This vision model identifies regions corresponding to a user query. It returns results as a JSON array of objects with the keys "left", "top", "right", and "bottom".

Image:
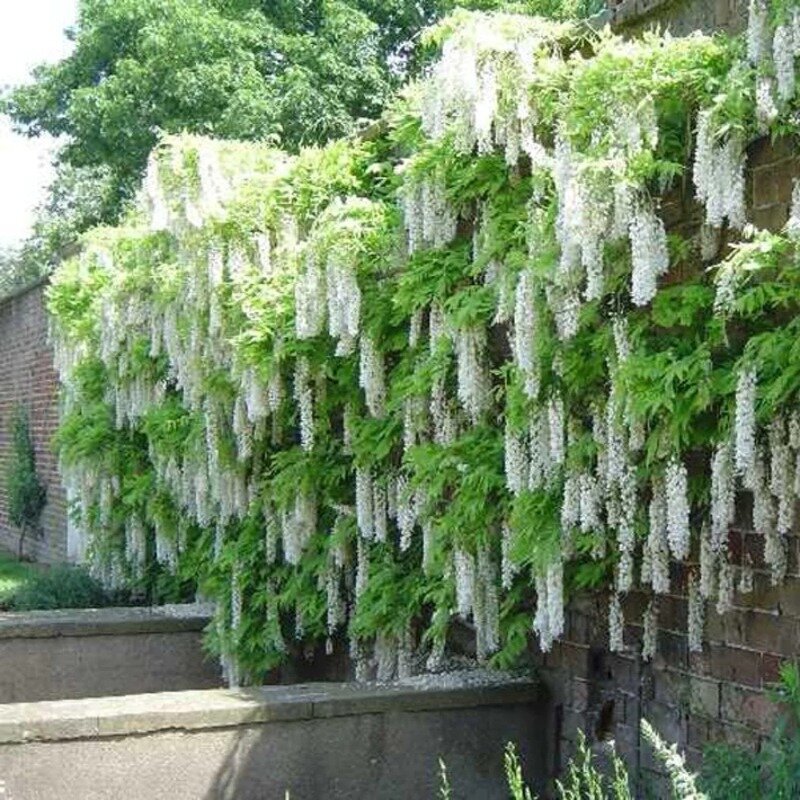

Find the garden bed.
[{"left": 0, "top": 549, "right": 139, "bottom": 611}]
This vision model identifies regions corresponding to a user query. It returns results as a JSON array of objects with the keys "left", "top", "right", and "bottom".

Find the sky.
[{"left": 0, "top": 1, "right": 79, "bottom": 249}]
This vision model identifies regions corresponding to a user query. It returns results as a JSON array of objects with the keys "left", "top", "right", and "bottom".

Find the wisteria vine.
[{"left": 48, "top": 3, "right": 800, "bottom": 682}]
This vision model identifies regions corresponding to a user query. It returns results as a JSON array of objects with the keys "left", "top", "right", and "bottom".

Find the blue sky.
[{"left": 0, "top": 1, "right": 78, "bottom": 248}]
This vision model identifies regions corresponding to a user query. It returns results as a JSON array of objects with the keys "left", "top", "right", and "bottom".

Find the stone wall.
[
  {"left": 0, "top": 677, "right": 546, "bottom": 800},
  {"left": 0, "top": 280, "right": 68, "bottom": 564},
  {"left": 531, "top": 138, "right": 800, "bottom": 796}
]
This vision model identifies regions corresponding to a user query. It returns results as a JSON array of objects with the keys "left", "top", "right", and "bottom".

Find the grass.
[{"left": 0, "top": 549, "right": 39, "bottom": 608}]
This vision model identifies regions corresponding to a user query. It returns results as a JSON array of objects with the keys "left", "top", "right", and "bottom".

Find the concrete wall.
[
  {"left": 0, "top": 604, "right": 221, "bottom": 703},
  {"left": 0, "top": 677, "right": 545, "bottom": 800},
  {"left": 0, "top": 280, "right": 67, "bottom": 564}
]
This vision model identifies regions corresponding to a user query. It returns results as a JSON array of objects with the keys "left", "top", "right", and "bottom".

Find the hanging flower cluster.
[
  {"left": 748, "top": 0, "right": 800, "bottom": 117},
  {"left": 693, "top": 109, "right": 746, "bottom": 231},
  {"left": 399, "top": 169, "right": 458, "bottom": 254},
  {"left": 419, "top": 11, "right": 568, "bottom": 165}
]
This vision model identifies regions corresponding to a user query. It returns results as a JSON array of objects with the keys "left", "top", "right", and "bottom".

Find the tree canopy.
[{"left": 7, "top": 0, "right": 390, "bottom": 212}]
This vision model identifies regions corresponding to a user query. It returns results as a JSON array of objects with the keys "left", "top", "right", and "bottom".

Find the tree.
[
  {"left": 0, "top": 0, "right": 604, "bottom": 276},
  {"left": 6, "top": 406, "right": 47, "bottom": 560},
  {"left": 0, "top": 248, "right": 35, "bottom": 299}
]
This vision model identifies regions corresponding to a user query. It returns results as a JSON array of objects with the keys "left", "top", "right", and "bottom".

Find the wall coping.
[
  {"left": 0, "top": 672, "right": 540, "bottom": 744},
  {"left": 587, "top": 1, "right": 687, "bottom": 31},
  {"left": 0, "top": 603, "right": 214, "bottom": 640},
  {"left": 603, "top": 0, "right": 675, "bottom": 27},
  {"left": 0, "top": 275, "right": 49, "bottom": 311}
]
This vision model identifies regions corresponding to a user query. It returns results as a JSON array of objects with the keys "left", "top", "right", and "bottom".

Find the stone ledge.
[
  {"left": 0, "top": 603, "right": 214, "bottom": 640},
  {"left": 0, "top": 674, "right": 541, "bottom": 744}
]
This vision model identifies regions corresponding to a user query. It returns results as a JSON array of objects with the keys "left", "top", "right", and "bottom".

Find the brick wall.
[
  {"left": 0, "top": 280, "right": 67, "bottom": 564},
  {"left": 532, "top": 134, "right": 800, "bottom": 794},
  {"left": 537, "top": 551, "right": 800, "bottom": 793}
]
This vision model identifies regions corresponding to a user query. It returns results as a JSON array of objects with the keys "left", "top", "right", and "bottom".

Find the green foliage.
[
  {"left": 500, "top": 725, "right": 697, "bottom": 800},
  {"left": 641, "top": 719, "right": 706, "bottom": 799},
  {"left": 556, "top": 732, "right": 633, "bottom": 800},
  {"left": 0, "top": 551, "right": 40, "bottom": 608},
  {"left": 443, "top": 714, "right": 800, "bottom": 800},
  {"left": 3, "top": 164, "right": 119, "bottom": 290},
  {"left": 505, "top": 742, "right": 535, "bottom": 800},
  {"left": 0, "top": 555, "right": 118, "bottom": 614},
  {"left": 5, "top": 406, "right": 47, "bottom": 558},
  {"left": 0, "top": 0, "right": 608, "bottom": 292},
  {"left": 442, "top": 733, "right": 633, "bottom": 799},
  {"left": 8, "top": 565, "right": 116, "bottom": 611},
  {"left": 6, "top": 2, "right": 269, "bottom": 210},
  {"left": 700, "top": 745, "right": 762, "bottom": 800},
  {"left": 0, "top": 247, "right": 45, "bottom": 300},
  {"left": 438, "top": 758, "right": 453, "bottom": 800}
]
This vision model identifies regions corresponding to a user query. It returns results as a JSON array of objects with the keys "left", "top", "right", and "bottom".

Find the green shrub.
[
  {"left": 8, "top": 565, "right": 113, "bottom": 611},
  {"left": 441, "top": 733, "right": 633, "bottom": 799},
  {"left": 700, "top": 745, "right": 761, "bottom": 800},
  {"left": 556, "top": 733, "right": 635, "bottom": 800},
  {"left": 5, "top": 405, "right": 46, "bottom": 559},
  {"left": 0, "top": 551, "right": 39, "bottom": 607}
]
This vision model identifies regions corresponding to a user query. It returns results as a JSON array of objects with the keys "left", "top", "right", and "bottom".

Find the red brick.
[
  {"left": 689, "top": 676, "right": 721, "bottom": 718},
  {"left": 686, "top": 717, "right": 711, "bottom": 750},
  {"left": 761, "top": 653, "right": 783, "bottom": 686},
  {"left": 606, "top": 653, "right": 639, "bottom": 691},
  {"left": 691, "top": 643, "right": 762, "bottom": 687},
  {"left": 753, "top": 203, "right": 791, "bottom": 232},
  {"left": 547, "top": 641, "right": 592, "bottom": 679},
  {"left": 653, "top": 668, "right": 689, "bottom": 709},
  {"left": 653, "top": 630, "right": 688, "bottom": 671},
  {"left": 655, "top": 595, "right": 688, "bottom": 634},
  {"left": 735, "top": 572, "right": 783, "bottom": 614}
]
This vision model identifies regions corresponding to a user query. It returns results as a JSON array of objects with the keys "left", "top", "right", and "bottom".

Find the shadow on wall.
[{"left": 202, "top": 700, "right": 548, "bottom": 800}]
